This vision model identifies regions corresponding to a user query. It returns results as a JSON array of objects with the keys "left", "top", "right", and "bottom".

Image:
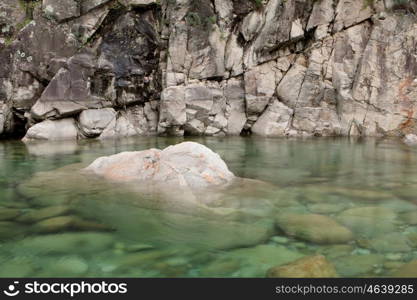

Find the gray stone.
[
  {"left": 34, "top": 215, "right": 112, "bottom": 233},
  {"left": 81, "top": 0, "right": 112, "bottom": 14}
]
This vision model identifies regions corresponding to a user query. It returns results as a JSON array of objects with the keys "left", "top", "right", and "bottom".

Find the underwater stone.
[
  {"left": 276, "top": 213, "right": 354, "bottom": 244},
  {"left": 391, "top": 260, "right": 417, "bottom": 277},
  {"left": 267, "top": 255, "right": 338, "bottom": 278}
]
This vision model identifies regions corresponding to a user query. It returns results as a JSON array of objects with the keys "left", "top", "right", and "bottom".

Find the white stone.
[{"left": 84, "top": 142, "right": 235, "bottom": 189}]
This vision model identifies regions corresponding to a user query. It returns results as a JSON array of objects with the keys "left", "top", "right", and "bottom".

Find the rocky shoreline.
[{"left": 0, "top": 1, "right": 416, "bottom": 141}]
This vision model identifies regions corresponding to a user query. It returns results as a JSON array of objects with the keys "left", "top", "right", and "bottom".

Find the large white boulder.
[
  {"left": 84, "top": 142, "right": 235, "bottom": 189},
  {"left": 403, "top": 134, "right": 417, "bottom": 145},
  {"left": 23, "top": 119, "right": 79, "bottom": 141}
]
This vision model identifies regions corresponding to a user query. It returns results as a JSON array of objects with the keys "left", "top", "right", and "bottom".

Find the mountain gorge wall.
[{"left": 0, "top": 0, "right": 416, "bottom": 140}]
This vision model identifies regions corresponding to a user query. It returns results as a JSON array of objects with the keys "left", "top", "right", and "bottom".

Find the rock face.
[
  {"left": 0, "top": 1, "right": 416, "bottom": 140},
  {"left": 84, "top": 141, "right": 235, "bottom": 189},
  {"left": 267, "top": 255, "right": 338, "bottom": 278}
]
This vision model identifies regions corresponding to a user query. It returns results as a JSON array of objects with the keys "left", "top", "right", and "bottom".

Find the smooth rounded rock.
[
  {"left": 267, "top": 255, "right": 338, "bottom": 278},
  {"left": 276, "top": 213, "right": 354, "bottom": 244},
  {"left": 402, "top": 211, "right": 417, "bottom": 225},
  {"left": 337, "top": 206, "right": 398, "bottom": 238}
]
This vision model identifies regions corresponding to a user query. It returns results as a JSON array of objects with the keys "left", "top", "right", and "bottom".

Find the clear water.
[{"left": 0, "top": 137, "right": 417, "bottom": 277}]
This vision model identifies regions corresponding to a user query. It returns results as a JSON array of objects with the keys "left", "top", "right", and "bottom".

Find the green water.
[{"left": 1, "top": 137, "right": 417, "bottom": 277}]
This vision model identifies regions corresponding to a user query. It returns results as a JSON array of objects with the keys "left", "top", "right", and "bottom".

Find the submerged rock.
[
  {"left": 337, "top": 206, "right": 398, "bottom": 238},
  {"left": 34, "top": 216, "right": 113, "bottom": 233},
  {"left": 0, "top": 259, "right": 35, "bottom": 277},
  {"left": 366, "top": 233, "right": 412, "bottom": 253},
  {"left": 84, "top": 142, "right": 235, "bottom": 189},
  {"left": 318, "top": 245, "right": 355, "bottom": 260},
  {"left": 402, "top": 211, "right": 417, "bottom": 225},
  {"left": 17, "top": 205, "right": 72, "bottom": 223},
  {"left": 275, "top": 213, "right": 353, "bottom": 244},
  {"left": 0, "top": 208, "right": 22, "bottom": 221},
  {"left": 223, "top": 244, "right": 304, "bottom": 277},
  {"left": 266, "top": 255, "right": 338, "bottom": 278}
]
